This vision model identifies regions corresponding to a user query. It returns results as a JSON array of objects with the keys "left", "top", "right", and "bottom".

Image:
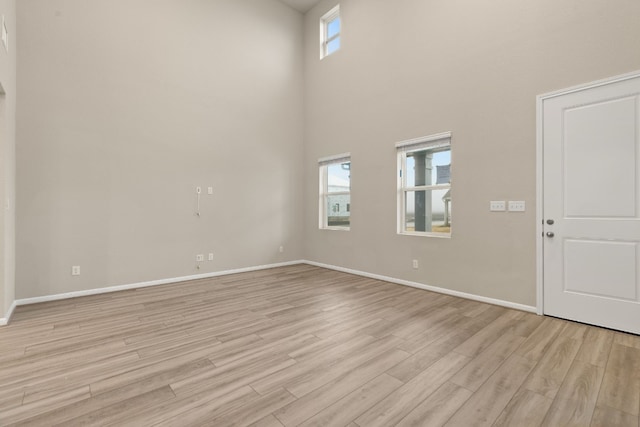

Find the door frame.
[{"left": 535, "top": 70, "right": 640, "bottom": 316}]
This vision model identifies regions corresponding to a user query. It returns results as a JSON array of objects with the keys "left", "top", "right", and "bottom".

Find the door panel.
[
  {"left": 543, "top": 74, "right": 640, "bottom": 334},
  {"left": 563, "top": 239, "right": 638, "bottom": 301},
  {"left": 563, "top": 97, "right": 638, "bottom": 218}
]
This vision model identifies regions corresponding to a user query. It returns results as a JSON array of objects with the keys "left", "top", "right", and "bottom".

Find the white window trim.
[
  {"left": 320, "top": 5, "right": 340, "bottom": 59},
  {"left": 396, "top": 132, "right": 452, "bottom": 238},
  {"left": 319, "top": 152, "right": 351, "bottom": 231}
]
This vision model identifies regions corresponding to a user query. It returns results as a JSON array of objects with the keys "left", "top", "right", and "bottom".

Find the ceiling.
[{"left": 278, "top": 0, "right": 322, "bottom": 13}]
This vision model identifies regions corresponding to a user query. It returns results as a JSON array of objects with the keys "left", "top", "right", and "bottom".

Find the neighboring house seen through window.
[
  {"left": 319, "top": 153, "right": 351, "bottom": 230},
  {"left": 397, "top": 132, "right": 452, "bottom": 237}
]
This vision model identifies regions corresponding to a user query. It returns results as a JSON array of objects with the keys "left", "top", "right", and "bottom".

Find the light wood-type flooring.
[{"left": 1, "top": 265, "right": 639, "bottom": 426}]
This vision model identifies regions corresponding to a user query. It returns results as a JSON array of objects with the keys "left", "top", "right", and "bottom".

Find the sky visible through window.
[
  {"left": 327, "top": 162, "right": 350, "bottom": 189},
  {"left": 326, "top": 16, "right": 340, "bottom": 55}
]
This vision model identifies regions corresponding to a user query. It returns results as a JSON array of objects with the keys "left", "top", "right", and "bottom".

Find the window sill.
[
  {"left": 321, "top": 227, "right": 350, "bottom": 232},
  {"left": 398, "top": 231, "right": 451, "bottom": 239}
]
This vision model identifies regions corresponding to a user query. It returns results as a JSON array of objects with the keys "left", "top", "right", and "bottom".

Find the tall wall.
[
  {"left": 14, "top": 0, "right": 640, "bottom": 308},
  {"left": 303, "top": 0, "right": 640, "bottom": 306},
  {"left": 0, "top": 0, "right": 15, "bottom": 321},
  {"left": 16, "top": 0, "right": 304, "bottom": 299}
]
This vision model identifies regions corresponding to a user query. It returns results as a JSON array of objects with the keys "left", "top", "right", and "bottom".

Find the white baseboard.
[
  {"left": 13, "top": 260, "right": 305, "bottom": 308},
  {"left": 0, "top": 300, "right": 17, "bottom": 326},
  {"left": 3, "top": 258, "right": 535, "bottom": 326},
  {"left": 302, "top": 260, "right": 537, "bottom": 313}
]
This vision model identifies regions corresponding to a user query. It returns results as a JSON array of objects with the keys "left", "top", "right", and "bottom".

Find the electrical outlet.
[
  {"left": 71, "top": 266, "right": 81, "bottom": 276},
  {"left": 508, "top": 201, "right": 526, "bottom": 212},
  {"left": 412, "top": 260, "right": 419, "bottom": 269},
  {"left": 196, "top": 254, "right": 204, "bottom": 262},
  {"left": 490, "top": 201, "right": 506, "bottom": 212},
  {"left": 208, "top": 253, "right": 214, "bottom": 261},
  {"left": 207, "top": 187, "right": 213, "bottom": 195},
  {"left": 279, "top": 246, "right": 284, "bottom": 253}
]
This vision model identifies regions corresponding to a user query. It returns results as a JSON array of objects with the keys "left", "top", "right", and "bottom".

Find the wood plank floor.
[{"left": 1, "top": 264, "right": 639, "bottom": 426}]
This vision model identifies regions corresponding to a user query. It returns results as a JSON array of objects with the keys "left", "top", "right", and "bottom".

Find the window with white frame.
[
  {"left": 319, "top": 153, "right": 351, "bottom": 230},
  {"left": 397, "top": 132, "right": 452, "bottom": 237},
  {"left": 320, "top": 5, "right": 340, "bottom": 59}
]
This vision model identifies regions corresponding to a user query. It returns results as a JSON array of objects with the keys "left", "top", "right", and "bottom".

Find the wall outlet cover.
[
  {"left": 508, "top": 201, "right": 526, "bottom": 212},
  {"left": 490, "top": 201, "right": 506, "bottom": 211}
]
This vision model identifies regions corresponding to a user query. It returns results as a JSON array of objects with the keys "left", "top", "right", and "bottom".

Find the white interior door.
[{"left": 542, "top": 73, "right": 640, "bottom": 335}]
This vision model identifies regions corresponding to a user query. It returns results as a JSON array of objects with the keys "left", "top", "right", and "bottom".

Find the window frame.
[
  {"left": 396, "top": 132, "right": 452, "bottom": 238},
  {"left": 320, "top": 5, "right": 341, "bottom": 59},
  {"left": 319, "top": 153, "right": 351, "bottom": 231}
]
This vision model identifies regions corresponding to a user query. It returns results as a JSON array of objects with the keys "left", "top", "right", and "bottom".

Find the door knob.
[
  {"left": 546, "top": 232, "right": 555, "bottom": 238},
  {"left": 546, "top": 219, "right": 554, "bottom": 225}
]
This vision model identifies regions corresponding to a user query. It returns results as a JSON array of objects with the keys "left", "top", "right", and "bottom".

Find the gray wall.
[
  {"left": 303, "top": 0, "right": 640, "bottom": 306},
  {"left": 16, "top": 0, "right": 304, "bottom": 299},
  {"left": 0, "top": 0, "right": 15, "bottom": 319},
  {"left": 13, "top": 0, "right": 640, "bottom": 309}
]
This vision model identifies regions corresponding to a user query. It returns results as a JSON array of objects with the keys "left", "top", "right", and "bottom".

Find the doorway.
[{"left": 537, "top": 71, "right": 640, "bottom": 334}]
